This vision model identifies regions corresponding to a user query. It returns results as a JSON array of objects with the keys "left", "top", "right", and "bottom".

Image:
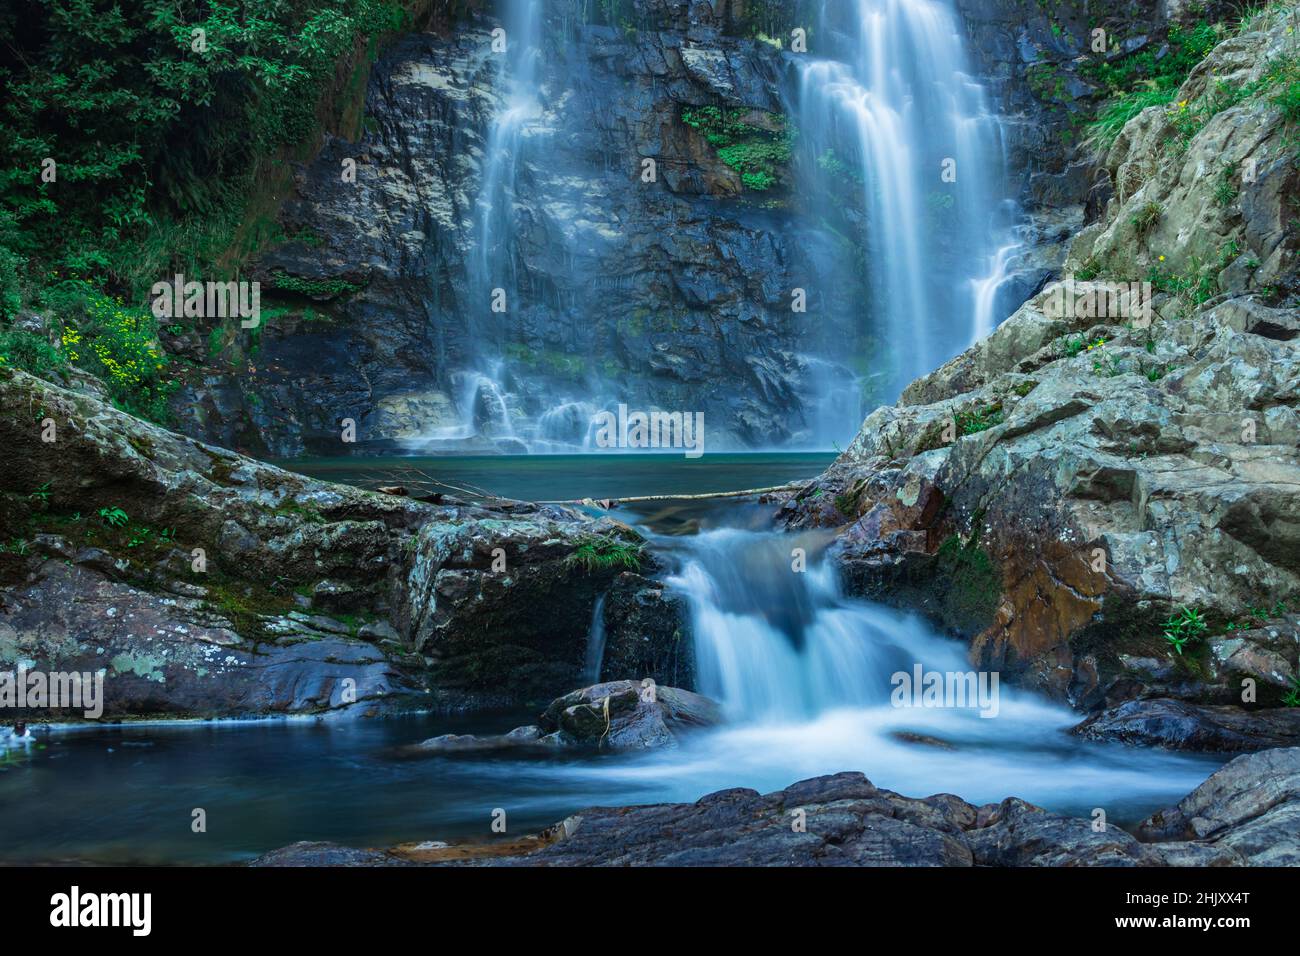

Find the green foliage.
[
  {"left": 737, "top": 0, "right": 819, "bottom": 41},
  {"left": 566, "top": 534, "right": 645, "bottom": 573},
  {"left": 0, "top": 328, "right": 67, "bottom": 378},
  {"left": 681, "top": 106, "right": 795, "bottom": 192},
  {"left": 1083, "top": 22, "right": 1224, "bottom": 151},
  {"left": 1, "top": 0, "right": 409, "bottom": 289},
  {"left": 98, "top": 506, "right": 130, "bottom": 528},
  {"left": 1283, "top": 674, "right": 1300, "bottom": 708},
  {"left": 1087, "top": 89, "right": 1176, "bottom": 152},
  {"left": 1162, "top": 605, "right": 1207, "bottom": 656},
  {"left": 955, "top": 403, "right": 1005, "bottom": 435},
  {"left": 1130, "top": 200, "right": 1163, "bottom": 236},
  {"left": 0, "top": 0, "right": 411, "bottom": 420},
  {"left": 270, "top": 272, "right": 365, "bottom": 298},
  {"left": 49, "top": 279, "right": 177, "bottom": 421}
]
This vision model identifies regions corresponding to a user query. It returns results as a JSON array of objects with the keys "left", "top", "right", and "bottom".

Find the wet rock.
[
  {"left": 1074, "top": 699, "right": 1300, "bottom": 753},
  {"left": 398, "top": 512, "right": 654, "bottom": 705},
  {"left": 966, "top": 797, "right": 1161, "bottom": 866},
  {"left": 250, "top": 842, "right": 408, "bottom": 867},
  {"left": 0, "top": 369, "right": 680, "bottom": 718},
  {"left": 597, "top": 573, "right": 695, "bottom": 689},
  {"left": 1137, "top": 747, "right": 1300, "bottom": 865},
  {"left": 409, "top": 725, "right": 547, "bottom": 755},
  {"left": 538, "top": 679, "right": 721, "bottom": 751},
  {"left": 256, "top": 751, "right": 1300, "bottom": 866}
]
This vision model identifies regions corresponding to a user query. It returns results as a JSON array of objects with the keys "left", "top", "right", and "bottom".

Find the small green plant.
[
  {"left": 1063, "top": 334, "right": 1088, "bottom": 358},
  {"left": 681, "top": 105, "right": 795, "bottom": 192},
  {"left": 98, "top": 507, "right": 129, "bottom": 528},
  {"left": 1093, "top": 354, "right": 1126, "bottom": 377},
  {"left": 1141, "top": 361, "right": 1167, "bottom": 381},
  {"left": 28, "top": 482, "right": 51, "bottom": 504},
  {"left": 955, "top": 403, "right": 1005, "bottom": 435},
  {"left": 1131, "top": 201, "right": 1162, "bottom": 235},
  {"left": 1282, "top": 675, "right": 1300, "bottom": 708},
  {"left": 1214, "top": 163, "right": 1240, "bottom": 207},
  {"left": 567, "top": 535, "right": 645, "bottom": 573},
  {"left": 1162, "top": 605, "right": 1208, "bottom": 656}
]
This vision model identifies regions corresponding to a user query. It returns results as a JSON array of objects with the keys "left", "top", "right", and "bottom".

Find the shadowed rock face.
[
  {"left": 252, "top": 747, "right": 1300, "bottom": 866},
  {"left": 0, "top": 369, "right": 685, "bottom": 717}
]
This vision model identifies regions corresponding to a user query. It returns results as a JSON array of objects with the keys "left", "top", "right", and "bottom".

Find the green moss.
[{"left": 933, "top": 534, "right": 1002, "bottom": 630}]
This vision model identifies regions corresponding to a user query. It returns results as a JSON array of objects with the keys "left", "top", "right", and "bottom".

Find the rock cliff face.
[
  {"left": 179, "top": 0, "right": 872, "bottom": 457},
  {"left": 779, "top": 14, "right": 1300, "bottom": 727},
  {"left": 0, "top": 368, "right": 686, "bottom": 718}
]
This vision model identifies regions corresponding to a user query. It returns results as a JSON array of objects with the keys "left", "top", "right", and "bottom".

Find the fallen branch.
[{"left": 541, "top": 483, "right": 804, "bottom": 508}]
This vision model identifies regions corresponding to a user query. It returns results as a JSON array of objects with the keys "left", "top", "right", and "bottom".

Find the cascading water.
[
  {"left": 439, "top": 0, "right": 545, "bottom": 444},
  {"left": 793, "top": 0, "right": 1018, "bottom": 394},
  {"left": 587, "top": 518, "right": 1223, "bottom": 815},
  {"left": 667, "top": 527, "right": 978, "bottom": 722}
]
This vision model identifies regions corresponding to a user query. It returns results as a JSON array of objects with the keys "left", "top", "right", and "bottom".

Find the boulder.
[
  {"left": 1072, "top": 699, "right": 1300, "bottom": 752},
  {"left": 1136, "top": 747, "right": 1300, "bottom": 865},
  {"left": 539, "top": 679, "right": 721, "bottom": 750}
]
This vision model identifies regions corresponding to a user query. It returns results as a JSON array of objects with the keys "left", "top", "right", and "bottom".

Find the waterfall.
[
  {"left": 793, "top": 0, "right": 1016, "bottom": 395},
  {"left": 473, "top": 0, "right": 543, "bottom": 311},
  {"left": 585, "top": 592, "right": 608, "bottom": 683},
  {"left": 665, "top": 527, "right": 972, "bottom": 722},
  {"left": 442, "top": 0, "right": 544, "bottom": 443}
]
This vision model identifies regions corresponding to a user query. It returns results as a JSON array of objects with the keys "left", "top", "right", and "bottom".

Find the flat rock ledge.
[{"left": 253, "top": 747, "right": 1300, "bottom": 867}]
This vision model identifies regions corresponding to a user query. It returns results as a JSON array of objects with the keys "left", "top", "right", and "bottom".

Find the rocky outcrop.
[
  {"left": 777, "top": 16, "right": 1300, "bottom": 720},
  {"left": 1071, "top": 13, "right": 1300, "bottom": 299},
  {"left": 0, "top": 369, "right": 686, "bottom": 717},
  {"left": 1136, "top": 746, "right": 1300, "bottom": 865},
  {"left": 398, "top": 509, "right": 653, "bottom": 706},
  {"left": 409, "top": 678, "right": 720, "bottom": 753},
  {"left": 253, "top": 746, "right": 1300, "bottom": 866}
]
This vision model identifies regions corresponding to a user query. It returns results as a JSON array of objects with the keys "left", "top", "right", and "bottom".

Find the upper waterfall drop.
[{"left": 793, "top": 0, "right": 1018, "bottom": 395}]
